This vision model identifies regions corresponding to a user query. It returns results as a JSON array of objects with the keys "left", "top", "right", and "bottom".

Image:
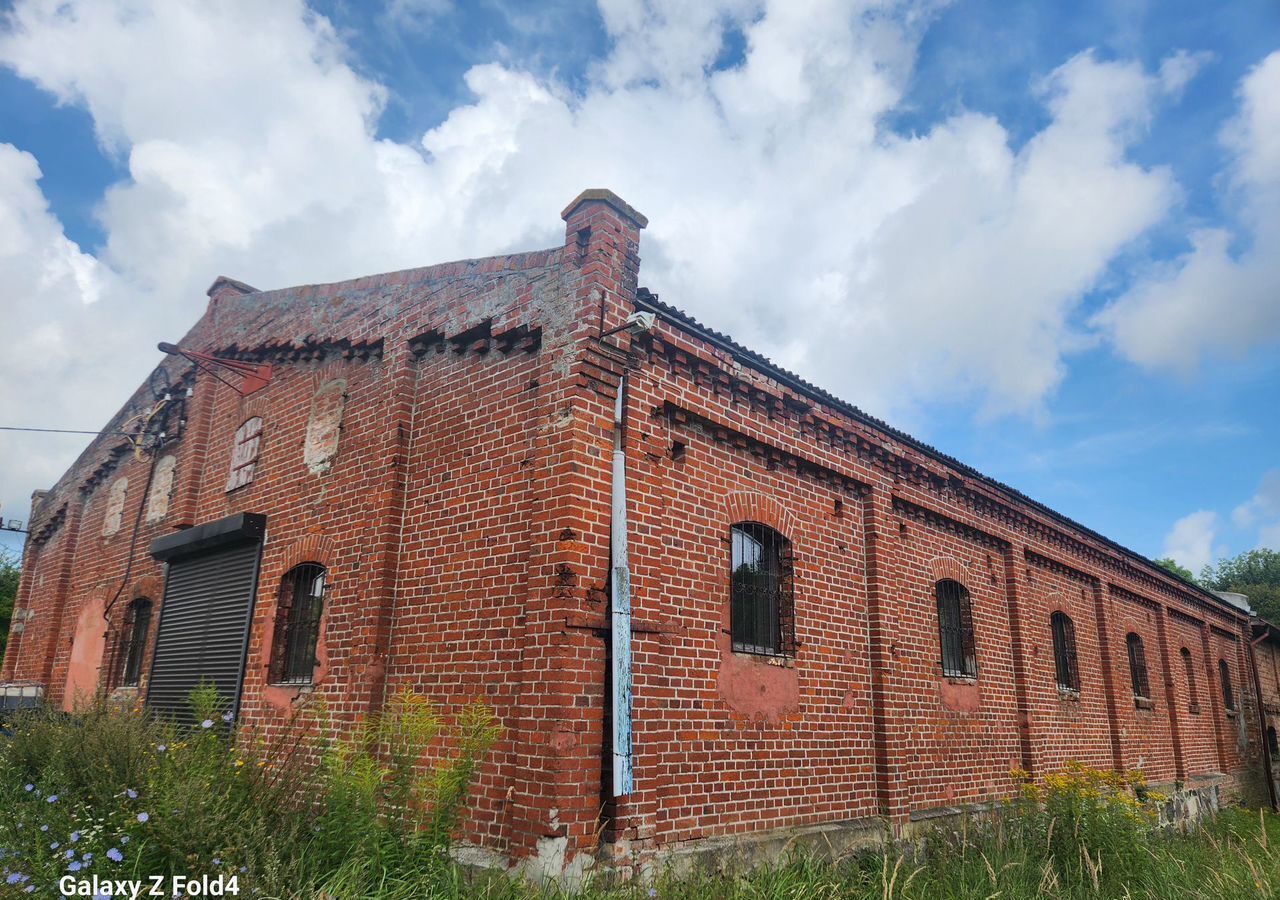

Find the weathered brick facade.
[{"left": 2, "top": 190, "right": 1269, "bottom": 876}]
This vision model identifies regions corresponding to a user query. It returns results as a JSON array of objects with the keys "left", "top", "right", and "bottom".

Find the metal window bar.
[
  {"left": 1219, "top": 659, "right": 1235, "bottom": 711},
  {"left": 1127, "top": 633, "right": 1150, "bottom": 699},
  {"left": 730, "top": 523, "right": 793, "bottom": 656},
  {"left": 1181, "top": 648, "right": 1198, "bottom": 711},
  {"left": 937, "top": 580, "right": 976, "bottom": 678},
  {"left": 280, "top": 564, "right": 325, "bottom": 684},
  {"left": 120, "top": 599, "right": 152, "bottom": 687},
  {"left": 1051, "top": 612, "right": 1079, "bottom": 691}
]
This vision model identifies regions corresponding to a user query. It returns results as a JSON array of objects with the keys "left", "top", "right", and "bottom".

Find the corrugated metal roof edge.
[{"left": 633, "top": 287, "right": 1238, "bottom": 617}]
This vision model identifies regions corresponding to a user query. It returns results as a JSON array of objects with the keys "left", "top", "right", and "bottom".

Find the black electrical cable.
[
  {"left": 100, "top": 429, "right": 165, "bottom": 678},
  {"left": 0, "top": 426, "right": 135, "bottom": 436}
]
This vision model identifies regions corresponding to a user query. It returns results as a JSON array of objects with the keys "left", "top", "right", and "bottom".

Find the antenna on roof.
[{"left": 158, "top": 342, "right": 273, "bottom": 397}]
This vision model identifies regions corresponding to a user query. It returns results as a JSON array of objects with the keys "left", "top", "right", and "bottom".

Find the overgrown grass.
[
  {"left": 0, "top": 686, "right": 498, "bottom": 897},
  {"left": 3, "top": 698, "right": 1279, "bottom": 899}
]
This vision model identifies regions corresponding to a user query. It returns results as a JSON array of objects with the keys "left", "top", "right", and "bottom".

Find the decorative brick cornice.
[
  {"left": 1025, "top": 548, "right": 1096, "bottom": 585},
  {"left": 218, "top": 337, "right": 383, "bottom": 365},
  {"left": 1108, "top": 583, "right": 1160, "bottom": 612},
  {"left": 892, "top": 496, "right": 1009, "bottom": 552},
  {"left": 408, "top": 320, "right": 541, "bottom": 357},
  {"left": 662, "top": 402, "right": 869, "bottom": 497}
]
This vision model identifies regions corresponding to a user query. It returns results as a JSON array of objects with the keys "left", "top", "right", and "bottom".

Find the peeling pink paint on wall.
[{"left": 62, "top": 594, "right": 106, "bottom": 711}]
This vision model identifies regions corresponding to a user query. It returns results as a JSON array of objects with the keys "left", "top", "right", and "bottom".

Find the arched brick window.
[
  {"left": 937, "top": 579, "right": 977, "bottom": 678},
  {"left": 117, "top": 598, "right": 153, "bottom": 688},
  {"left": 730, "top": 522, "right": 794, "bottom": 657},
  {"left": 1126, "top": 633, "right": 1151, "bottom": 702},
  {"left": 1181, "top": 647, "right": 1200, "bottom": 714},
  {"left": 1219, "top": 659, "right": 1236, "bottom": 712},
  {"left": 1051, "top": 611, "right": 1079, "bottom": 692},
  {"left": 270, "top": 564, "right": 327, "bottom": 685}
]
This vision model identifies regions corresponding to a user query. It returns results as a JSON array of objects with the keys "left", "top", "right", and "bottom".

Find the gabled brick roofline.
[{"left": 633, "top": 287, "right": 1239, "bottom": 617}]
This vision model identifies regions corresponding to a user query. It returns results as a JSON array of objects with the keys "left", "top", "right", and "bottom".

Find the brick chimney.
[
  {"left": 205, "top": 275, "right": 258, "bottom": 322},
  {"left": 561, "top": 189, "right": 647, "bottom": 336}
]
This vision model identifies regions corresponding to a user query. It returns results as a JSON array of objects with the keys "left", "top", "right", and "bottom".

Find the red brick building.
[{"left": 2, "top": 190, "right": 1269, "bottom": 877}]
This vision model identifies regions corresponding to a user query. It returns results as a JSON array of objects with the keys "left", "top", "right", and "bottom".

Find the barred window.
[
  {"left": 1219, "top": 659, "right": 1236, "bottom": 712},
  {"left": 271, "top": 564, "right": 327, "bottom": 685},
  {"left": 1051, "top": 611, "right": 1080, "bottom": 692},
  {"left": 937, "top": 580, "right": 977, "bottom": 678},
  {"left": 1126, "top": 633, "right": 1150, "bottom": 701},
  {"left": 117, "top": 597, "right": 153, "bottom": 688},
  {"left": 730, "top": 523, "right": 794, "bottom": 656},
  {"left": 1181, "top": 648, "right": 1199, "bottom": 713}
]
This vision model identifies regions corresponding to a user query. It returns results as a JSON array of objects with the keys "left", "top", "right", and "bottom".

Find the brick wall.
[{"left": 3, "top": 189, "right": 1267, "bottom": 875}]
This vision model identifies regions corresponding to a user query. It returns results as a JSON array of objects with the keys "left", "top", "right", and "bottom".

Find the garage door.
[{"left": 147, "top": 513, "right": 265, "bottom": 721}]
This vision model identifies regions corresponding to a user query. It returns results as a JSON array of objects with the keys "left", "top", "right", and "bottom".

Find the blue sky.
[{"left": 0, "top": 0, "right": 1277, "bottom": 571}]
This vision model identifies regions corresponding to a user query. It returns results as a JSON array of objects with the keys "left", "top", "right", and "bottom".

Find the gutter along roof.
[{"left": 633, "top": 287, "right": 1238, "bottom": 618}]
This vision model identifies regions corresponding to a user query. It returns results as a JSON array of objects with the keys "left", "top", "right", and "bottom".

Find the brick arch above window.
[
  {"left": 274, "top": 533, "right": 338, "bottom": 576},
  {"left": 927, "top": 555, "right": 969, "bottom": 586},
  {"left": 724, "top": 491, "right": 797, "bottom": 540},
  {"left": 129, "top": 575, "right": 163, "bottom": 605}
]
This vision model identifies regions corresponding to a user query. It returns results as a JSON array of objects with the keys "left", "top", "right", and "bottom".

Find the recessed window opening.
[
  {"left": 1051, "top": 611, "right": 1080, "bottom": 692},
  {"left": 118, "top": 598, "right": 153, "bottom": 688},
  {"left": 1127, "top": 633, "right": 1151, "bottom": 702},
  {"left": 730, "top": 522, "right": 794, "bottom": 657},
  {"left": 937, "top": 579, "right": 977, "bottom": 678},
  {"left": 272, "top": 564, "right": 327, "bottom": 685}
]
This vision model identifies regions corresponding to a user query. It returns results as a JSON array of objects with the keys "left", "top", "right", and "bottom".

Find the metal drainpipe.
[
  {"left": 1249, "top": 629, "right": 1278, "bottom": 810},
  {"left": 610, "top": 375, "right": 634, "bottom": 796}
]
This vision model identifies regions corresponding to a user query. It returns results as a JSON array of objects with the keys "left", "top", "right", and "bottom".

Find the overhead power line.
[{"left": 0, "top": 426, "right": 134, "bottom": 436}]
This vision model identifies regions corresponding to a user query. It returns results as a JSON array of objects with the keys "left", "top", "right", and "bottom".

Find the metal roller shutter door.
[{"left": 146, "top": 541, "right": 261, "bottom": 721}]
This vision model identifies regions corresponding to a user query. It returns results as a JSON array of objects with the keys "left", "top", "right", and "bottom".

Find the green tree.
[
  {"left": 1154, "top": 557, "right": 1196, "bottom": 582},
  {"left": 1201, "top": 548, "right": 1280, "bottom": 623},
  {"left": 0, "top": 547, "right": 19, "bottom": 659}
]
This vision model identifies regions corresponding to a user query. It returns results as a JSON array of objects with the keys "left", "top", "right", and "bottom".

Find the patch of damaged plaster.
[
  {"left": 304, "top": 379, "right": 347, "bottom": 475},
  {"left": 145, "top": 455, "right": 177, "bottom": 523}
]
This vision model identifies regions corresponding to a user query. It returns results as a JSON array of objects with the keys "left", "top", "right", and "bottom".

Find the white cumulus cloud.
[
  {"left": 0, "top": 0, "right": 1244, "bottom": 528},
  {"left": 1162, "top": 510, "right": 1220, "bottom": 573},
  {"left": 1094, "top": 50, "right": 1280, "bottom": 372}
]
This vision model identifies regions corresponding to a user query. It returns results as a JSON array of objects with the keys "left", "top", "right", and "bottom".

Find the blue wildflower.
[
  {"left": 69, "top": 832, "right": 80, "bottom": 843},
  {"left": 45, "top": 795, "right": 57, "bottom": 804},
  {"left": 157, "top": 745, "right": 166, "bottom": 753},
  {"left": 68, "top": 861, "right": 82, "bottom": 872},
  {"left": 24, "top": 886, "right": 35, "bottom": 893},
  {"left": 239, "top": 867, "right": 246, "bottom": 874},
  {"left": 6, "top": 873, "right": 21, "bottom": 885},
  {"left": 126, "top": 789, "right": 138, "bottom": 799},
  {"left": 23, "top": 784, "right": 33, "bottom": 792},
  {"left": 200, "top": 719, "right": 213, "bottom": 729},
  {"left": 107, "top": 848, "right": 123, "bottom": 863},
  {"left": 120, "top": 836, "right": 130, "bottom": 845},
  {"left": 83, "top": 853, "right": 93, "bottom": 862},
  {"left": 65, "top": 850, "right": 74, "bottom": 859},
  {"left": 221, "top": 712, "right": 233, "bottom": 722},
  {"left": 136, "top": 813, "right": 149, "bottom": 823},
  {"left": 212, "top": 858, "right": 220, "bottom": 866},
  {"left": 39, "top": 826, "right": 47, "bottom": 833},
  {"left": 49, "top": 842, "right": 59, "bottom": 850}
]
